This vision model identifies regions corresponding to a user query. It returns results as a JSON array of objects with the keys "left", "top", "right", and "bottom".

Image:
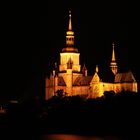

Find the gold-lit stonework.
[
  {"left": 45, "top": 11, "right": 138, "bottom": 100},
  {"left": 110, "top": 42, "right": 118, "bottom": 75},
  {"left": 66, "top": 11, "right": 74, "bottom": 47}
]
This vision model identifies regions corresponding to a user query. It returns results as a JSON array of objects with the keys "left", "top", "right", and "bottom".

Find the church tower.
[
  {"left": 110, "top": 43, "right": 118, "bottom": 75},
  {"left": 59, "top": 11, "right": 81, "bottom": 72},
  {"left": 66, "top": 11, "right": 74, "bottom": 47},
  {"left": 45, "top": 11, "right": 138, "bottom": 100}
]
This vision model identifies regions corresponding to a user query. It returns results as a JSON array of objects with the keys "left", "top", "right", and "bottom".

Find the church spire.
[
  {"left": 62, "top": 10, "right": 78, "bottom": 53},
  {"left": 110, "top": 42, "right": 118, "bottom": 75},
  {"left": 66, "top": 10, "right": 74, "bottom": 47},
  {"left": 112, "top": 42, "right": 115, "bottom": 61},
  {"left": 95, "top": 65, "right": 99, "bottom": 73},
  {"left": 82, "top": 63, "right": 88, "bottom": 76},
  {"left": 68, "top": 11, "right": 72, "bottom": 31}
]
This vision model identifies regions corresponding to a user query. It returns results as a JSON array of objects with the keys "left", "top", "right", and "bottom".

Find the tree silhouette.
[{"left": 55, "top": 89, "right": 67, "bottom": 98}]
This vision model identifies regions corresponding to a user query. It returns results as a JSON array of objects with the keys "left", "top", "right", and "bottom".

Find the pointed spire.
[
  {"left": 66, "top": 10, "right": 74, "bottom": 36},
  {"left": 82, "top": 63, "right": 88, "bottom": 76},
  {"left": 82, "top": 63, "right": 87, "bottom": 71},
  {"left": 68, "top": 10, "right": 72, "bottom": 31},
  {"left": 112, "top": 42, "right": 115, "bottom": 61},
  {"left": 110, "top": 42, "right": 118, "bottom": 75},
  {"left": 65, "top": 11, "right": 74, "bottom": 47},
  {"left": 62, "top": 10, "right": 78, "bottom": 52},
  {"left": 95, "top": 65, "right": 99, "bottom": 73}
]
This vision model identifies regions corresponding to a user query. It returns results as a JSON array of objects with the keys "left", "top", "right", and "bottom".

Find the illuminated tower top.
[
  {"left": 67, "top": 11, "right": 73, "bottom": 34},
  {"left": 110, "top": 43, "right": 118, "bottom": 75},
  {"left": 62, "top": 11, "right": 78, "bottom": 53},
  {"left": 59, "top": 11, "right": 81, "bottom": 72},
  {"left": 95, "top": 65, "right": 99, "bottom": 73},
  {"left": 112, "top": 43, "right": 115, "bottom": 62}
]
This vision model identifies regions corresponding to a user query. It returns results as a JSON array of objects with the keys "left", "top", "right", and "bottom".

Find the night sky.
[
  {"left": 41, "top": 1, "right": 140, "bottom": 77},
  {"left": 2, "top": 1, "right": 140, "bottom": 100}
]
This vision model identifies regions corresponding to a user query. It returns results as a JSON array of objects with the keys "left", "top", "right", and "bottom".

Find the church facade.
[{"left": 45, "top": 11, "right": 137, "bottom": 100}]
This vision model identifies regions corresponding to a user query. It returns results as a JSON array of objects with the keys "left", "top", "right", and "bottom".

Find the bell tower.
[
  {"left": 59, "top": 11, "right": 81, "bottom": 72},
  {"left": 110, "top": 43, "right": 118, "bottom": 75},
  {"left": 66, "top": 11, "right": 74, "bottom": 47}
]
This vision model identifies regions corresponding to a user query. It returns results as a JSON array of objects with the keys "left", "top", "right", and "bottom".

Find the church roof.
[
  {"left": 114, "top": 71, "right": 136, "bottom": 83},
  {"left": 62, "top": 47, "right": 78, "bottom": 53},
  {"left": 58, "top": 77, "right": 66, "bottom": 86},
  {"left": 73, "top": 76, "right": 92, "bottom": 86}
]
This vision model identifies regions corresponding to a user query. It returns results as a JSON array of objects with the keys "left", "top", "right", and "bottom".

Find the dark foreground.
[{"left": 1, "top": 91, "right": 140, "bottom": 140}]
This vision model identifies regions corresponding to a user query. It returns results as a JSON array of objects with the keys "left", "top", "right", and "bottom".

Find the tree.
[{"left": 56, "top": 89, "right": 67, "bottom": 98}]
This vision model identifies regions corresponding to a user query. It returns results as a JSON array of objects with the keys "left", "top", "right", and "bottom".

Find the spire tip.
[{"left": 96, "top": 65, "right": 99, "bottom": 73}]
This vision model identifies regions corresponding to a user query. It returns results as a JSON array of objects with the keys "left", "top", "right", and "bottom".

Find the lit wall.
[{"left": 59, "top": 52, "right": 81, "bottom": 72}]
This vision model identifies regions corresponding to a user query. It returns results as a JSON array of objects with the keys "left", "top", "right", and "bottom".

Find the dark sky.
[
  {"left": 1, "top": 1, "right": 140, "bottom": 100},
  {"left": 40, "top": 1, "right": 140, "bottom": 75}
]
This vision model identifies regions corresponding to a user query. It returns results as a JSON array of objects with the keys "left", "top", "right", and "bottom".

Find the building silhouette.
[{"left": 45, "top": 11, "right": 137, "bottom": 100}]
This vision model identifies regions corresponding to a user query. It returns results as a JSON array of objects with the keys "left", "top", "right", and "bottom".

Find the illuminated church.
[{"left": 45, "top": 11, "right": 137, "bottom": 100}]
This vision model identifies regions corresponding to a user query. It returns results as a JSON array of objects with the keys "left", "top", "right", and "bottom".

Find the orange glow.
[
  {"left": 66, "top": 31, "right": 74, "bottom": 35},
  {"left": 60, "top": 52, "right": 80, "bottom": 72},
  {"left": 45, "top": 11, "right": 138, "bottom": 100},
  {"left": 0, "top": 106, "right": 6, "bottom": 114},
  {"left": 110, "top": 43, "right": 118, "bottom": 75}
]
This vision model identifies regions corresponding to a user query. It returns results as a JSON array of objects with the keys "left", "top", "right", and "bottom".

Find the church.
[{"left": 45, "top": 11, "right": 137, "bottom": 100}]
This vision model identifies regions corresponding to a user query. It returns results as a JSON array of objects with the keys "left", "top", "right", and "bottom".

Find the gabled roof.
[
  {"left": 114, "top": 71, "right": 136, "bottom": 83},
  {"left": 73, "top": 76, "right": 92, "bottom": 86},
  {"left": 58, "top": 77, "right": 66, "bottom": 86},
  {"left": 90, "top": 72, "right": 100, "bottom": 84}
]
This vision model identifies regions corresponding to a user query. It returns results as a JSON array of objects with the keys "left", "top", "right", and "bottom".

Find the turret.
[{"left": 82, "top": 63, "right": 88, "bottom": 76}]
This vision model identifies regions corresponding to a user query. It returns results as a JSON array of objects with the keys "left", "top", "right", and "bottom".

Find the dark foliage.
[
  {"left": 1, "top": 91, "right": 140, "bottom": 138},
  {"left": 38, "top": 91, "right": 140, "bottom": 136}
]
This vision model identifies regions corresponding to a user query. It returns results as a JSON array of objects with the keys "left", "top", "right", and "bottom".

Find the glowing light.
[{"left": 66, "top": 31, "right": 74, "bottom": 35}]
